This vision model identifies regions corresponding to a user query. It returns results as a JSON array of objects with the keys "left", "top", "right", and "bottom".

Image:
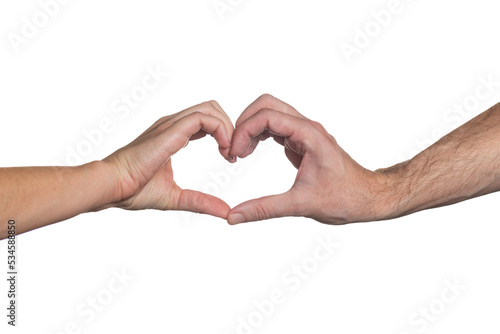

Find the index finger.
[
  {"left": 160, "top": 112, "right": 232, "bottom": 158},
  {"left": 230, "top": 108, "right": 317, "bottom": 158},
  {"left": 236, "top": 94, "right": 309, "bottom": 128},
  {"left": 174, "top": 100, "right": 234, "bottom": 143}
]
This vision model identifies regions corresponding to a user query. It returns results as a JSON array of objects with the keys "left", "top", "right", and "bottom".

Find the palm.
[{"left": 119, "top": 160, "right": 179, "bottom": 211}]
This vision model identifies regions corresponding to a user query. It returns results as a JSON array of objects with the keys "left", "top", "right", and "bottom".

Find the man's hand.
[
  {"left": 227, "top": 94, "right": 386, "bottom": 225},
  {"left": 227, "top": 94, "right": 500, "bottom": 226},
  {"left": 102, "top": 101, "right": 235, "bottom": 218}
]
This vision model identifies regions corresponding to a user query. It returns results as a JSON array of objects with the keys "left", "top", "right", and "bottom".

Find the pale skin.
[
  {"left": 1, "top": 95, "right": 500, "bottom": 239},
  {"left": 0, "top": 101, "right": 236, "bottom": 239}
]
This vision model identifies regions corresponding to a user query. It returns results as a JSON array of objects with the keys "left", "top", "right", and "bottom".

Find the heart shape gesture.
[
  {"left": 103, "top": 95, "right": 384, "bottom": 226},
  {"left": 3, "top": 94, "right": 498, "bottom": 241}
]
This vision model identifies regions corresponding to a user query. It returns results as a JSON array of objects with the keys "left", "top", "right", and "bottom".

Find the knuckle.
[
  {"left": 191, "top": 194, "right": 203, "bottom": 213},
  {"left": 198, "top": 101, "right": 216, "bottom": 112},
  {"left": 310, "top": 120, "right": 325, "bottom": 132},
  {"left": 198, "top": 102, "right": 220, "bottom": 117},
  {"left": 208, "top": 99, "right": 222, "bottom": 109},
  {"left": 258, "top": 93, "right": 274, "bottom": 103},
  {"left": 299, "top": 122, "right": 323, "bottom": 146},
  {"left": 190, "top": 111, "right": 204, "bottom": 118},
  {"left": 152, "top": 116, "right": 174, "bottom": 132},
  {"left": 155, "top": 115, "right": 170, "bottom": 125},
  {"left": 257, "top": 108, "right": 274, "bottom": 118},
  {"left": 204, "top": 100, "right": 221, "bottom": 111},
  {"left": 308, "top": 120, "right": 334, "bottom": 142},
  {"left": 255, "top": 201, "right": 274, "bottom": 220},
  {"left": 182, "top": 111, "right": 205, "bottom": 126}
]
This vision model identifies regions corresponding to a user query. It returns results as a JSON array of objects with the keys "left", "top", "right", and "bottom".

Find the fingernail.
[
  {"left": 228, "top": 155, "right": 237, "bottom": 163},
  {"left": 228, "top": 213, "right": 245, "bottom": 225}
]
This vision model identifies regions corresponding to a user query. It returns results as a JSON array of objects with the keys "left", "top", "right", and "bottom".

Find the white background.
[{"left": 1, "top": 0, "right": 499, "bottom": 333}]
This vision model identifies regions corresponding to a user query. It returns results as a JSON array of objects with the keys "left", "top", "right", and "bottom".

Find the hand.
[
  {"left": 227, "top": 94, "right": 387, "bottom": 225},
  {"left": 102, "top": 101, "right": 235, "bottom": 219}
]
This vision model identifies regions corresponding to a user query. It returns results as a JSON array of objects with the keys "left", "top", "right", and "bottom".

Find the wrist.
[
  {"left": 83, "top": 160, "right": 119, "bottom": 212},
  {"left": 373, "top": 161, "right": 412, "bottom": 220},
  {"left": 368, "top": 162, "right": 409, "bottom": 221}
]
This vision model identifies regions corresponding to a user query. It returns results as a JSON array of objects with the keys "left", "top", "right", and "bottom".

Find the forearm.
[
  {"left": 377, "top": 102, "right": 500, "bottom": 220},
  {"left": 0, "top": 161, "right": 115, "bottom": 239}
]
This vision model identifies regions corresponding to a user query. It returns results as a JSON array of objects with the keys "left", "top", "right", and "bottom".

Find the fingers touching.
[
  {"left": 177, "top": 188, "right": 231, "bottom": 219},
  {"left": 229, "top": 108, "right": 317, "bottom": 159},
  {"left": 110, "top": 94, "right": 329, "bottom": 224},
  {"left": 227, "top": 191, "right": 305, "bottom": 225},
  {"left": 235, "top": 94, "right": 309, "bottom": 127}
]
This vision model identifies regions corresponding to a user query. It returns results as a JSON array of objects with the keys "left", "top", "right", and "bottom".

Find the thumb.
[
  {"left": 176, "top": 188, "right": 231, "bottom": 219},
  {"left": 227, "top": 191, "right": 301, "bottom": 225}
]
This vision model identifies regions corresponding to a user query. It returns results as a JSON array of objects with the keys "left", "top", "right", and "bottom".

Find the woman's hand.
[{"left": 103, "top": 101, "right": 235, "bottom": 219}]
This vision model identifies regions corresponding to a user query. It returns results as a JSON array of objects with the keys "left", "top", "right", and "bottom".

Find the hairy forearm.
[
  {"left": 0, "top": 161, "right": 115, "bottom": 239},
  {"left": 377, "top": 102, "right": 500, "bottom": 219}
]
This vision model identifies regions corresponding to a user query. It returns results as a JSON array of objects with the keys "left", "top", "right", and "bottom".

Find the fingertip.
[
  {"left": 211, "top": 202, "right": 232, "bottom": 220},
  {"left": 229, "top": 138, "right": 251, "bottom": 160},
  {"left": 228, "top": 212, "right": 246, "bottom": 225},
  {"left": 219, "top": 146, "right": 229, "bottom": 157},
  {"left": 219, "top": 147, "right": 238, "bottom": 163},
  {"left": 228, "top": 130, "right": 244, "bottom": 158}
]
